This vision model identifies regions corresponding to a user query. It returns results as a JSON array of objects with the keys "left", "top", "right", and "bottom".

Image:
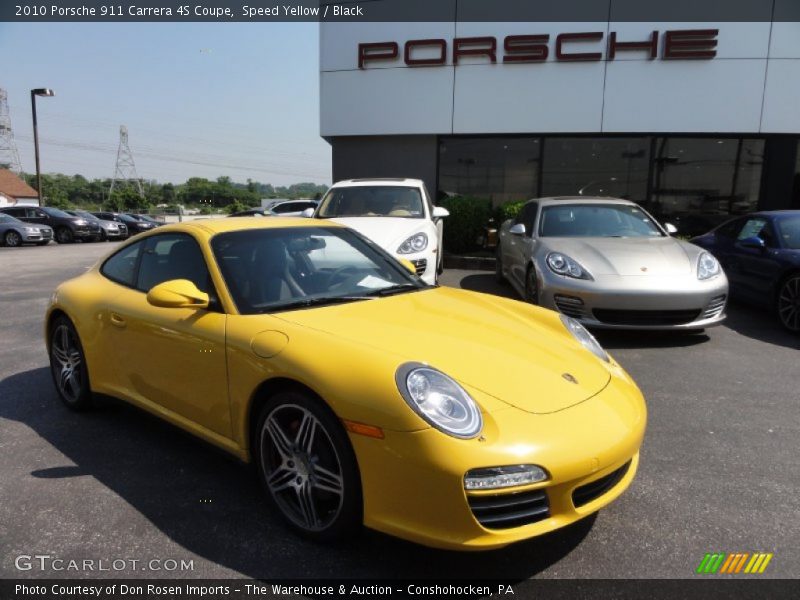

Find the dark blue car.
[{"left": 691, "top": 211, "right": 800, "bottom": 332}]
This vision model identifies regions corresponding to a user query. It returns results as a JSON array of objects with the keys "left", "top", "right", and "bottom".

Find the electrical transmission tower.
[
  {"left": 109, "top": 125, "right": 144, "bottom": 197},
  {"left": 0, "top": 88, "right": 23, "bottom": 173}
]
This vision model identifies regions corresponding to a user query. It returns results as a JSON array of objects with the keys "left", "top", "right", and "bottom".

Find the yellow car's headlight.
[
  {"left": 395, "top": 362, "right": 482, "bottom": 439},
  {"left": 560, "top": 315, "right": 610, "bottom": 363}
]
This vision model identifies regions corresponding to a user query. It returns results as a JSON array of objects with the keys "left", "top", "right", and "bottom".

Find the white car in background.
[{"left": 309, "top": 178, "right": 448, "bottom": 284}]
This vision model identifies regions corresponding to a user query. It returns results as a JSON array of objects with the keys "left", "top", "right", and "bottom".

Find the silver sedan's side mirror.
[
  {"left": 665, "top": 223, "right": 678, "bottom": 234},
  {"left": 509, "top": 223, "right": 526, "bottom": 236}
]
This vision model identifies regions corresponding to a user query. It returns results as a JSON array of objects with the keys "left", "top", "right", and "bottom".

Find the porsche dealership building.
[{"left": 320, "top": 0, "right": 800, "bottom": 234}]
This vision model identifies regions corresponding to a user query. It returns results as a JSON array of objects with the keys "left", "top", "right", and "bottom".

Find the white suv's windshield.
[{"left": 317, "top": 186, "right": 424, "bottom": 219}]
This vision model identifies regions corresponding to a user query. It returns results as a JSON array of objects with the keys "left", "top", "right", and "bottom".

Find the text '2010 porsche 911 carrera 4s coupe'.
[{"left": 46, "top": 217, "right": 646, "bottom": 550}]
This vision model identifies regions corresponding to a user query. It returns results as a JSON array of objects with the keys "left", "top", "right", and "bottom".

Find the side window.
[
  {"left": 716, "top": 219, "right": 742, "bottom": 239},
  {"left": 738, "top": 218, "right": 770, "bottom": 245},
  {"left": 101, "top": 241, "right": 144, "bottom": 287},
  {"left": 272, "top": 203, "right": 299, "bottom": 214},
  {"left": 136, "top": 233, "right": 211, "bottom": 294},
  {"left": 25, "top": 208, "right": 40, "bottom": 218}
]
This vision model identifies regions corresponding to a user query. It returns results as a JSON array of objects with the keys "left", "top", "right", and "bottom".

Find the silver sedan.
[{"left": 496, "top": 197, "right": 729, "bottom": 330}]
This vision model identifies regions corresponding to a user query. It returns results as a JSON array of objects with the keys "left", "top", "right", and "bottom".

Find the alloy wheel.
[
  {"left": 260, "top": 404, "right": 345, "bottom": 532},
  {"left": 56, "top": 227, "right": 73, "bottom": 244},
  {"left": 777, "top": 276, "right": 800, "bottom": 332},
  {"left": 50, "top": 323, "right": 85, "bottom": 404},
  {"left": 4, "top": 230, "right": 22, "bottom": 247}
]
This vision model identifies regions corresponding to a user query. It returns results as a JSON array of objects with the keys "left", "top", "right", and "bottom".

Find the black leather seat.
[{"left": 249, "top": 238, "right": 305, "bottom": 305}]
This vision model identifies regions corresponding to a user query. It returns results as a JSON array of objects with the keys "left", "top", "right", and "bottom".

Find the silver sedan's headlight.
[
  {"left": 546, "top": 252, "right": 593, "bottom": 280},
  {"left": 24, "top": 227, "right": 40, "bottom": 232},
  {"left": 397, "top": 233, "right": 428, "bottom": 254},
  {"left": 697, "top": 252, "right": 721, "bottom": 280},
  {"left": 395, "top": 363, "right": 482, "bottom": 438},
  {"left": 560, "top": 315, "right": 609, "bottom": 363}
]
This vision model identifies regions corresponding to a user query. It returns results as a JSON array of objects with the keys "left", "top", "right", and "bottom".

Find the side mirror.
[
  {"left": 432, "top": 206, "right": 449, "bottom": 218},
  {"left": 664, "top": 223, "right": 678, "bottom": 234},
  {"left": 738, "top": 236, "right": 765, "bottom": 250},
  {"left": 301, "top": 208, "right": 315, "bottom": 218},
  {"left": 398, "top": 258, "right": 418, "bottom": 275},
  {"left": 147, "top": 279, "right": 209, "bottom": 309},
  {"left": 509, "top": 223, "right": 526, "bottom": 236}
]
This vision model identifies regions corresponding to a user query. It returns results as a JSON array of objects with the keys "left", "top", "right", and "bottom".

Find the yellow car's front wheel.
[
  {"left": 48, "top": 316, "right": 93, "bottom": 411},
  {"left": 255, "top": 391, "right": 362, "bottom": 540}
]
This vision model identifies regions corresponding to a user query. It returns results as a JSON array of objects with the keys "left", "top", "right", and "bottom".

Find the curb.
[{"left": 443, "top": 254, "right": 497, "bottom": 271}]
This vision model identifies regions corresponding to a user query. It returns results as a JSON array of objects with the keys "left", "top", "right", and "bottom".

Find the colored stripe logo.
[{"left": 696, "top": 552, "right": 773, "bottom": 574}]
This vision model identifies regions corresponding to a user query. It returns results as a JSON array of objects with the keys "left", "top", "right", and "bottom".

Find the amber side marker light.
[{"left": 343, "top": 420, "right": 385, "bottom": 439}]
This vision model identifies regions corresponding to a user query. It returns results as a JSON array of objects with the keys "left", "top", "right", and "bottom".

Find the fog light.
[{"left": 464, "top": 465, "right": 547, "bottom": 490}]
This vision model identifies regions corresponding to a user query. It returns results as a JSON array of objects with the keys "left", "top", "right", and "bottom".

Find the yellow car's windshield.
[{"left": 211, "top": 226, "right": 427, "bottom": 314}]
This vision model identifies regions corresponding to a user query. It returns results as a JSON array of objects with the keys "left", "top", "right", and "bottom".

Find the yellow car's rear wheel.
[{"left": 255, "top": 391, "right": 362, "bottom": 540}]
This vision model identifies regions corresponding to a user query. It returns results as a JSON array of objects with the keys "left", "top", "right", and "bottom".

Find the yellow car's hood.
[{"left": 275, "top": 287, "right": 611, "bottom": 414}]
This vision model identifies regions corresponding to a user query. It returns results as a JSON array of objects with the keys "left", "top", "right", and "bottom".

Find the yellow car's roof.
[{"left": 155, "top": 216, "right": 344, "bottom": 236}]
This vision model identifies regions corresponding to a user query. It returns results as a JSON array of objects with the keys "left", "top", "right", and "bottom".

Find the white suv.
[{"left": 310, "top": 178, "right": 448, "bottom": 284}]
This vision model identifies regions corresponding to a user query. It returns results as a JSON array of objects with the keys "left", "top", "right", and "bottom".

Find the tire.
[
  {"left": 4, "top": 230, "right": 22, "bottom": 247},
  {"left": 99, "top": 230, "right": 107, "bottom": 242},
  {"left": 48, "top": 316, "right": 93, "bottom": 411},
  {"left": 525, "top": 264, "right": 540, "bottom": 304},
  {"left": 254, "top": 390, "right": 362, "bottom": 541},
  {"left": 495, "top": 244, "right": 505, "bottom": 283},
  {"left": 55, "top": 227, "right": 74, "bottom": 244},
  {"left": 776, "top": 274, "right": 800, "bottom": 333}
]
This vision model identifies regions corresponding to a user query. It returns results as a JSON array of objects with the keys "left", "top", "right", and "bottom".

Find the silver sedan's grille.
[
  {"left": 703, "top": 295, "right": 727, "bottom": 319},
  {"left": 554, "top": 295, "right": 586, "bottom": 319}
]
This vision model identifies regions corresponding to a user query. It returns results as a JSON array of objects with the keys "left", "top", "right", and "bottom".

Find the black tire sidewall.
[
  {"left": 49, "top": 316, "right": 93, "bottom": 410},
  {"left": 56, "top": 227, "right": 73, "bottom": 244},
  {"left": 254, "top": 390, "right": 362, "bottom": 541},
  {"left": 525, "top": 264, "right": 539, "bottom": 304},
  {"left": 777, "top": 275, "right": 800, "bottom": 332}
]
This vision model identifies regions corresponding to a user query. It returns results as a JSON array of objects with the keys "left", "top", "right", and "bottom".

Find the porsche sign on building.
[{"left": 320, "top": 0, "right": 800, "bottom": 234}]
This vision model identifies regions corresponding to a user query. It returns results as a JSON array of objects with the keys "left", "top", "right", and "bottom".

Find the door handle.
[{"left": 109, "top": 313, "right": 127, "bottom": 328}]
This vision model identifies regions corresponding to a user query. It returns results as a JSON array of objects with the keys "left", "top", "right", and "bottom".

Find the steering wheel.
[{"left": 327, "top": 266, "right": 360, "bottom": 287}]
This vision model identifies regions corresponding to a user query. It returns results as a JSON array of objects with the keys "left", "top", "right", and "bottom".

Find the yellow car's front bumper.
[{"left": 348, "top": 374, "right": 646, "bottom": 550}]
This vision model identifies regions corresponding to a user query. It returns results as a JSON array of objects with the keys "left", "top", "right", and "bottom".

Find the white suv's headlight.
[
  {"left": 397, "top": 233, "right": 428, "bottom": 254},
  {"left": 546, "top": 252, "right": 593, "bottom": 280},
  {"left": 560, "top": 315, "right": 609, "bottom": 363},
  {"left": 697, "top": 252, "right": 721, "bottom": 280},
  {"left": 395, "top": 363, "right": 482, "bottom": 438}
]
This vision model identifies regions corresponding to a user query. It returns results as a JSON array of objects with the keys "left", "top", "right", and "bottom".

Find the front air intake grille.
[
  {"left": 572, "top": 461, "right": 631, "bottom": 508},
  {"left": 468, "top": 489, "right": 550, "bottom": 530},
  {"left": 592, "top": 309, "right": 701, "bottom": 326},
  {"left": 410, "top": 259, "right": 427, "bottom": 276},
  {"left": 554, "top": 295, "right": 586, "bottom": 319},
  {"left": 703, "top": 295, "right": 727, "bottom": 319}
]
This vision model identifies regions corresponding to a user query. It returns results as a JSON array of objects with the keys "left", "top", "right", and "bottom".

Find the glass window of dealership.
[{"left": 438, "top": 135, "right": 800, "bottom": 234}]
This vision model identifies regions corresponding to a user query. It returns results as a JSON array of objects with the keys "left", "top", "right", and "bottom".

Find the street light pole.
[{"left": 30, "top": 88, "right": 54, "bottom": 207}]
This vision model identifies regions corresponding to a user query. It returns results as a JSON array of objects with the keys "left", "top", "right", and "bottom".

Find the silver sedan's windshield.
[
  {"left": 211, "top": 226, "right": 426, "bottom": 314},
  {"left": 317, "top": 186, "right": 424, "bottom": 218},
  {"left": 540, "top": 204, "right": 664, "bottom": 238}
]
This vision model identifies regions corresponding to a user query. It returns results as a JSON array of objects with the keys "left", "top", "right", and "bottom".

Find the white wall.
[{"left": 320, "top": 20, "right": 800, "bottom": 136}]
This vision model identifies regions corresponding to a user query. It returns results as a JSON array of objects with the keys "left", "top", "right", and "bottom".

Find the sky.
[{"left": 0, "top": 22, "right": 331, "bottom": 186}]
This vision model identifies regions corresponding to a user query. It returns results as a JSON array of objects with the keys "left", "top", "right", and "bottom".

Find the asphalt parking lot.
[{"left": 1, "top": 242, "right": 799, "bottom": 580}]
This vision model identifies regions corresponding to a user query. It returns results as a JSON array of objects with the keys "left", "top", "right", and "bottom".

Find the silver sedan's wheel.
[
  {"left": 4, "top": 230, "right": 22, "bottom": 247},
  {"left": 256, "top": 393, "right": 361, "bottom": 540},
  {"left": 525, "top": 264, "right": 540, "bottom": 304},
  {"left": 49, "top": 317, "right": 92, "bottom": 410},
  {"left": 777, "top": 275, "right": 800, "bottom": 332}
]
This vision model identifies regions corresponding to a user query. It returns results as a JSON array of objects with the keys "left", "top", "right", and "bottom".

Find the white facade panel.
[
  {"left": 320, "top": 68, "right": 455, "bottom": 136},
  {"left": 768, "top": 22, "right": 800, "bottom": 58},
  {"left": 602, "top": 59, "right": 766, "bottom": 133},
  {"left": 761, "top": 59, "right": 800, "bottom": 133},
  {"left": 452, "top": 62, "right": 605, "bottom": 134}
]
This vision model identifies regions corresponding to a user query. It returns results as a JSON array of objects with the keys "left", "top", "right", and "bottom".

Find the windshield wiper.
[
  {"left": 366, "top": 283, "right": 426, "bottom": 297},
  {"left": 261, "top": 295, "right": 373, "bottom": 312}
]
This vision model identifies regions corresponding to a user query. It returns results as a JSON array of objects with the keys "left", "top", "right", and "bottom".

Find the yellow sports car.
[{"left": 45, "top": 218, "right": 646, "bottom": 550}]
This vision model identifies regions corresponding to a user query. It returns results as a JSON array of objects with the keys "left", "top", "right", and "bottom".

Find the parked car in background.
[
  {"left": 66, "top": 210, "right": 128, "bottom": 241},
  {"left": 0, "top": 205, "right": 101, "bottom": 243},
  {"left": 230, "top": 200, "right": 320, "bottom": 218},
  {"left": 92, "top": 212, "right": 157, "bottom": 235},
  {"left": 496, "top": 197, "right": 729, "bottom": 330},
  {"left": 691, "top": 211, "right": 800, "bottom": 332},
  {"left": 129, "top": 214, "right": 164, "bottom": 227},
  {"left": 0, "top": 212, "right": 53, "bottom": 246},
  {"left": 311, "top": 178, "right": 448, "bottom": 284},
  {"left": 45, "top": 217, "right": 645, "bottom": 550}
]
